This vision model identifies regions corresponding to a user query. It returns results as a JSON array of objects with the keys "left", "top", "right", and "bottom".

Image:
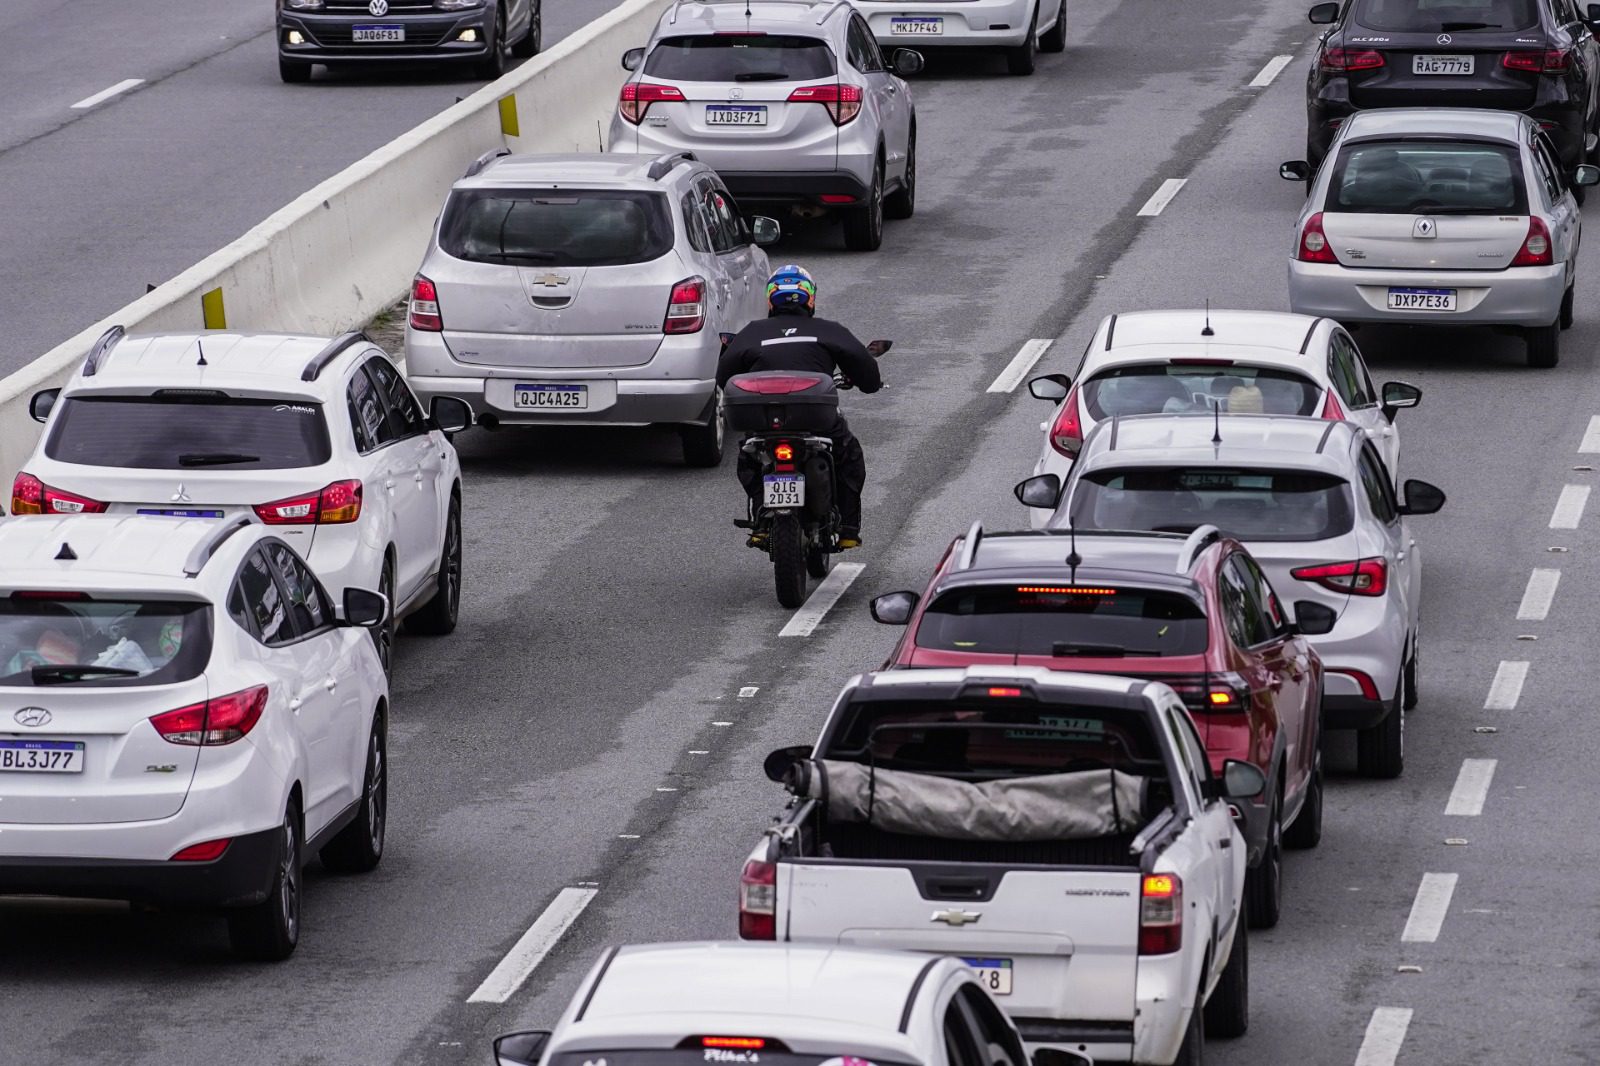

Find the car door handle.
[
  {"left": 384, "top": 478, "right": 396, "bottom": 492},
  {"left": 290, "top": 696, "right": 303, "bottom": 712},
  {"left": 414, "top": 472, "right": 424, "bottom": 484},
  {"left": 325, "top": 678, "right": 338, "bottom": 692},
  {"left": 1218, "top": 837, "right": 1231, "bottom": 849},
  {"left": 1397, "top": 551, "right": 1406, "bottom": 561}
]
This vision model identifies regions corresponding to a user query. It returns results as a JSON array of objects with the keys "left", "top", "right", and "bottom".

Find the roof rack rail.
[
  {"left": 646, "top": 151, "right": 697, "bottom": 180},
  {"left": 183, "top": 516, "right": 254, "bottom": 578},
  {"left": 955, "top": 520, "right": 985, "bottom": 571},
  {"left": 463, "top": 147, "right": 512, "bottom": 179},
  {"left": 1173, "top": 525, "right": 1221, "bottom": 575},
  {"left": 81, "top": 325, "right": 126, "bottom": 378},
  {"left": 300, "top": 331, "right": 369, "bottom": 383}
]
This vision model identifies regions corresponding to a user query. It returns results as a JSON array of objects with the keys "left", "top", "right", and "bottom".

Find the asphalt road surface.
[{"left": 3, "top": 0, "right": 1595, "bottom": 1063}]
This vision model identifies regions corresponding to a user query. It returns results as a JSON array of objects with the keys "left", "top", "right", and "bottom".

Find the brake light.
[
  {"left": 1047, "top": 384, "right": 1084, "bottom": 458},
  {"left": 774, "top": 443, "right": 794, "bottom": 462},
  {"left": 987, "top": 686, "right": 1024, "bottom": 698},
  {"left": 1139, "top": 873, "right": 1183, "bottom": 954},
  {"left": 1296, "top": 212, "right": 1338, "bottom": 264},
  {"left": 1292, "top": 556, "right": 1388, "bottom": 597},
  {"left": 787, "top": 83, "right": 862, "bottom": 125},
  {"left": 739, "top": 859, "right": 777, "bottom": 939},
  {"left": 1167, "top": 672, "right": 1249, "bottom": 712},
  {"left": 1319, "top": 47, "right": 1385, "bottom": 71},
  {"left": 1510, "top": 216, "right": 1553, "bottom": 267},
  {"left": 1016, "top": 586, "right": 1115, "bottom": 595},
  {"left": 1504, "top": 49, "right": 1570, "bottom": 73},
  {"left": 1320, "top": 389, "right": 1346, "bottom": 421},
  {"left": 620, "top": 82, "right": 685, "bottom": 124},
  {"left": 170, "top": 838, "right": 232, "bottom": 862},
  {"left": 818, "top": 194, "right": 857, "bottom": 204},
  {"left": 253, "top": 480, "right": 363, "bottom": 525},
  {"left": 728, "top": 375, "right": 823, "bottom": 395},
  {"left": 151, "top": 686, "right": 269, "bottom": 746},
  {"left": 664, "top": 276, "right": 706, "bottom": 335},
  {"left": 409, "top": 275, "right": 442, "bottom": 332},
  {"left": 702, "top": 1039, "right": 767, "bottom": 1050},
  {"left": 11, "top": 472, "right": 107, "bottom": 516}
]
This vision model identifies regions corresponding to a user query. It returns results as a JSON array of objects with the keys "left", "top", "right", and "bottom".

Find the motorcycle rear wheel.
[
  {"left": 772, "top": 515, "right": 808, "bottom": 608},
  {"left": 805, "top": 536, "right": 832, "bottom": 579}
]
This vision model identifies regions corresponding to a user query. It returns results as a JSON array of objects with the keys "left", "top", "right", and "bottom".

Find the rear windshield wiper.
[
  {"left": 734, "top": 71, "right": 789, "bottom": 81},
  {"left": 31, "top": 664, "right": 141, "bottom": 684},
  {"left": 178, "top": 452, "right": 260, "bottom": 467},
  {"left": 1052, "top": 642, "right": 1163, "bottom": 658},
  {"left": 480, "top": 251, "right": 557, "bottom": 263}
]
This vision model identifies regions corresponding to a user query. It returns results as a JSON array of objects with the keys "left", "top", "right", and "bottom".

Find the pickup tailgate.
[{"left": 781, "top": 860, "right": 1141, "bottom": 1021}]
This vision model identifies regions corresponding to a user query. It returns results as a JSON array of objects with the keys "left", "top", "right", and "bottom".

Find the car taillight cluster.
[
  {"left": 1295, "top": 212, "right": 1338, "bottom": 264},
  {"left": 738, "top": 858, "right": 777, "bottom": 939},
  {"left": 664, "top": 276, "right": 706, "bottom": 334},
  {"left": 1139, "top": 873, "right": 1183, "bottom": 954},
  {"left": 773, "top": 441, "right": 797, "bottom": 473},
  {"left": 1167, "top": 673, "right": 1251, "bottom": 713},
  {"left": 150, "top": 686, "right": 269, "bottom": 746},
  {"left": 1318, "top": 47, "right": 1384, "bottom": 72},
  {"left": 1047, "top": 384, "right": 1085, "bottom": 459},
  {"left": 1292, "top": 556, "right": 1388, "bottom": 597},
  {"left": 619, "top": 82, "right": 686, "bottom": 124},
  {"left": 787, "top": 83, "right": 862, "bottom": 125},
  {"left": 410, "top": 275, "right": 443, "bottom": 332},
  {"left": 10, "top": 473, "right": 108, "bottom": 516},
  {"left": 1503, "top": 49, "right": 1571, "bottom": 73},
  {"left": 253, "top": 480, "right": 363, "bottom": 525},
  {"left": 1510, "top": 217, "right": 1554, "bottom": 267}
]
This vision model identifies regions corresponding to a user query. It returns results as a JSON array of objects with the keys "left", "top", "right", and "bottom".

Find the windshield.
[
  {"left": 0, "top": 596, "right": 211, "bottom": 687},
  {"left": 1082, "top": 365, "right": 1321, "bottom": 419},
  {"left": 45, "top": 396, "right": 330, "bottom": 471},
  {"left": 1069, "top": 468, "right": 1356, "bottom": 542},
  {"left": 1329, "top": 141, "right": 1528, "bottom": 215},
  {"left": 644, "top": 34, "right": 837, "bottom": 81},
  {"left": 916, "top": 585, "right": 1209, "bottom": 658},
  {"left": 440, "top": 189, "right": 673, "bottom": 268},
  {"left": 1351, "top": 0, "right": 1538, "bottom": 31}
]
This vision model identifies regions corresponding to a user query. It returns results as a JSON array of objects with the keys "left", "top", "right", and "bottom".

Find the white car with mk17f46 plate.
[{"left": 852, "top": 0, "right": 1068, "bottom": 75}]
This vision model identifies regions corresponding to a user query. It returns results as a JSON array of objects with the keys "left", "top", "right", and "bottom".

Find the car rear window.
[
  {"left": 915, "top": 585, "right": 1209, "bottom": 658},
  {"left": 45, "top": 395, "right": 331, "bottom": 471},
  {"left": 0, "top": 596, "right": 211, "bottom": 687},
  {"left": 1070, "top": 467, "right": 1356, "bottom": 542},
  {"left": 644, "top": 34, "right": 837, "bottom": 81},
  {"left": 1330, "top": 140, "right": 1528, "bottom": 214},
  {"left": 1351, "top": 0, "right": 1538, "bottom": 32},
  {"left": 1082, "top": 365, "right": 1322, "bottom": 419},
  {"left": 439, "top": 188, "right": 674, "bottom": 267}
]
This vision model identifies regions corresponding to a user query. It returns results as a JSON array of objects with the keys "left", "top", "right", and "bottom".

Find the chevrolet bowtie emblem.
[
  {"left": 531, "top": 273, "right": 571, "bottom": 287},
  {"left": 931, "top": 909, "right": 982, "bottom": 927}
]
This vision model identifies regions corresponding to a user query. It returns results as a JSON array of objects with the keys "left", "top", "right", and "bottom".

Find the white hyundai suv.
[
  {"left": 19, "top": 329, "right": 471, "bottom": 672},
  {"left": 0, "top": 514, "right": 389, "bottom": 960}
]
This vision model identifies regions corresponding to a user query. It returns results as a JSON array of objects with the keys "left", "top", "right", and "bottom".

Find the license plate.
[
  {"left": 514, "top": 384, "right": 588, "bottom": 410},
  {"left": 1387, "top": 287, "right": 1457, "bottom": 311},
  {"left": 706, "top": 105, "right": 767, "bottom": 127},
  {"left": 352, "top": 24, "right": 405, "bottom": 42},
  {"left": 764, "top": 475, "right": 804, "bottom": 508},
  {"left": 891, "top": 16, "right": 944, "bottom": 34},
  {"left": 961, "top": 957, "right": 1013, "bottom": 996},
  {"left": 137, "top": 508, "right": 224, "bottom": 519},
  {"left": 0, "top": 740, "right": 84, "bottom": 774},
  {"left": 1413, "top": 54, "right": 1474, "bottom": 75}
]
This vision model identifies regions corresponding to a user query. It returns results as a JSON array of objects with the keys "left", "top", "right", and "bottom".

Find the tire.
[
  {"left": 680, "top": 388, "right": 726, "bottom": 467},
  {"left": 372, "top": 556, "right": 396, "bottom": 676},
  {"left": 1525, "top": 320, "right": 1560, "bottom": 368},
  {"left": 772, "top": 515, "right": 807, "bottom": 608},
  {"left": 1356, "top": 674, "right": 1405, "bottom": 779},
  {"left": 842, "top": 161, "right": 884, "bottom": 251},
  {"left": 1203, "top": 905, "right": 1249, "bottom": 1039},
  {"left": 1244, "top": 787, "right": 1282, "bottom": 929},
  {"left": 475, "top": 4, "right": 506, "bottom": 80},
  {"left": 883, "top": 128, "right": 916, "bottom": 221},
  {"left": 1172, "top": 993, "right": 1204, "bottom": 1066},
  {"left": 227, "top": 804, "right": 302, "bottom": 961},
  {"left": 1561, "top": 283, "right": 1575, "bottom": 330},
  {"left": 511, "top": 0, "right": 541, "bottom": 57},
  {"left": 1038, "top": 0, "right": 1067, "bottom": 52},
  {"left": 805, "top": 539, "right": 832, "bottom": 579},
  {"left": 320, "top": 719, "right": 388, "bottom": 874},
  {"left": 406, "top": 497, "right": 462, "bottom": 636},
  {"left": 1283, "top": 752, "right": 1323, "bottom": 850},
  {"left": 279, "top": 58, "right": 312, "bottom": 83},
  {"left": 1006, "top": 4, "right": 1038, "bottom": 75}
]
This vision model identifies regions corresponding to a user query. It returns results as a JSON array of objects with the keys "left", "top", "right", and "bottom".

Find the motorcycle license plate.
[{"left": 764, "top": 475, "right": 804, "bottom": 508}]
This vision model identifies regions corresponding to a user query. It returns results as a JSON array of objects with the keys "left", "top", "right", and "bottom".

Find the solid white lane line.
[
  {"left": 1549, "top": 485, "right": 1589, "bottom": 529},
  {"left": 1401, "top": 872, "right": 1458, "bottom": 943},
  {"left": 70, "top": 78, "right": 145, "bottom": 110},
  {"left": 987, "top": 339, "right": 1053, "bottom": 394},
  {"left": 1136, "top": 178, "right": 1188, "bottom": 217},
  {"left": 1484, "top": 660, "right": 1528, "bottom": 711},
  {"left": 1580, "top": 415, "right": 1600, "bottom": 453},
  {"left": 1249, "top": 54, "right": 1295, "bottom": 87},
  {"left": 466, "top": 887, "right": 598, "bottom": 1004},
  {"left": 1445, "top": 758, "right": 1497, "bottom": 816},
  {"left": 1354, "top": 1007, "right": 1413, "bottom": 1066},
  {"left": 779, "top": 562, "right": 865, "bottom": 637},
  {"left": 1516, "top": 568, "right": 1561, "bottom": 621}
]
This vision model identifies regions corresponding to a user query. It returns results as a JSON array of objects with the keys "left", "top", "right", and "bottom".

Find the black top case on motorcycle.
[{"left": 724, "top": 371, "right": 839, "bottom": 435}]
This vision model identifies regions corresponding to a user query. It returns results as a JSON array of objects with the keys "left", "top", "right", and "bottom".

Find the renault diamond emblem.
[
  {"left": 370, "top": 0, "right": 390, "bottom": 15},
  {"left": 931, "top": 909, "right": 982, "bottom": 927},
  {"left": 14, "top": 707, "right": 51, "bottom": 728},
  {"left": 1413, "top": 216, "right": 1437, "bottom": 239},
  {"left": 531, "top": 272, "right": 571, "bottom": 287},
  {"left": 170, "top": 483, "right": 191, "bottom": 503},
  {"left": 1437, "top": 32, "right": 1452, "bottom": 44}
]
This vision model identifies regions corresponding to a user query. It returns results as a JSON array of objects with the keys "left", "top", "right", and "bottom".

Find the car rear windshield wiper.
[
  {"left": 1052, "top": 642, "right": 1163, "bottom": 658},
  {"left": 734, "top": 71, "right": 789, "bottom": 81},
  {"left": 480, "top": 251, "right": 557, "bottom": 263},
  {"left": 178, "top": 452, "right": 260, "bottom": 467},
  {"left": 31, "top": 664, "right": 141, "bottom": 684}
]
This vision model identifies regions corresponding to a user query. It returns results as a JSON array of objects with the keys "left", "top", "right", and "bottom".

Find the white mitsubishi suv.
[
  {"left": 18, "top": 329, "right": 471, "bottom": 672},
  {"left": 0, "top": 514, "right": 389, "bottom": 960}
]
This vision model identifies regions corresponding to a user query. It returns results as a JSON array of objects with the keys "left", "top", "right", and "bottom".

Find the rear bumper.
[
  {"left": 0, "top": 825, "right": 279, "bottom": 908},
  {"left": 718, "top": 170, "right": 872, "bottom": 208},
  {"left": 1287, "top": 260, "right": 1565, "bottom": 328},
  {"left": 857, "top": 0, "right": 1035, "bottom": 47},
  {"left": 277, "top": 12, "right": 493, "bottom": 63},
  {"left": 1014, "top": 948, "right": 1190, "bottom": 1064}
]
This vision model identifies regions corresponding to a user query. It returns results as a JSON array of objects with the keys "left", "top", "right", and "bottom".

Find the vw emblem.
[
  {"left": 1436, "top": 32, "right": 1452, "bottom": 44},
  {"left": 729, "top": 87, "right": 745, "bottom": 100},
  {"left": 14, "top": 707, "right": 51, "bottom": 728},
  {"left": 369, "top": 0, "right": 389, "bottom": 15},
  {"left": 1413, "top": 216, "right": 1437, "bottom": 239},
  {"left": 170, "top": 482, "right": 191, "bottom": 503}
]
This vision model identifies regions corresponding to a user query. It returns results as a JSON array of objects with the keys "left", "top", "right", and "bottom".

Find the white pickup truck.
[{"left": 738, "top": 666, "right": 1262, "bottom": 1066}]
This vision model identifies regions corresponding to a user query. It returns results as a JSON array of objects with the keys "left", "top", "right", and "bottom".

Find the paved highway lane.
[
  {"left": 7, "top": 0, "right": 1600, "bottom": 1063},
  {"left": 0, "top": 0, "right": 626, "bottom": 375}
]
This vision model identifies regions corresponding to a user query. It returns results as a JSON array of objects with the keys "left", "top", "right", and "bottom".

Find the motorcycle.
[{"left": 723, "top": 339, "right": 891, "bottom": 608}]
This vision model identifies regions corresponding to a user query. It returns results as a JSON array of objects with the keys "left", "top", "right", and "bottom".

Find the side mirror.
[
  {"left": 1399, "top": 478, "right": 1446, "bottom": 516},
  {"left": 1028, "top": 373, "right": 1071, "bottom": 401},
  {"left": 892, "top": 48, "right": 925, "bottom": 76},
  {"left": 763, "top": 744, "right": 813, "bottom": 783},
  {"left": 1379, "top": 380, "right": 1421, "bottom": 421},
  {"left": 429, "top": 395, "right": 473, "bottom": 435},
  {"left": 867, "top": 339, "right": 893, "bottom": 357},
  {"left": 1574, "top": 164, "right": 1600, "bottom": 187},
  {"left": 1014, "top": 473, "right": 1062, "bottom": 510},
  {"left": 1220, "top": 759, "right": 1268, "bottom": 800},
  {"left": 494, "top": 1031, "right": 553, "bottom": 1066},
  {"left": 29, "top": 388, "right": 60, "bottom": 424},
  {"left": 1308, "top": 1, "right": 1339, "bottom": 23},
  {"left": 870, "top": 590, "right": 920, "bottom": 625},
  {"left": 750, "top": 215, "right": 781, "bottom": 245},
  {"left": 621, "top": 47, "right": 645, "bottom": 71},
  {"left": 1292, "top": 600, "right": 1338, "bottom": 636},
  {"left": 342, "top": 587, "right": 389, "bottom": 629},
  {"left": 1280, "top": 160, "right": 1313, "bottom": 182},
  {"left": 1032, "top": 1049, "right": 1093, "bottom": 1066}
]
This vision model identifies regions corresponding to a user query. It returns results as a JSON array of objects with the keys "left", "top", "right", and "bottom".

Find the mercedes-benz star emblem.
[
  {"left": 1437, "top": 32, "right": 1452, "bottom": 44},
  {"left": 14, "top": 707, "right": 52, "bottom": 728},
  {"left": 370, "top": 0, "right": 390, "bottom": 16}
]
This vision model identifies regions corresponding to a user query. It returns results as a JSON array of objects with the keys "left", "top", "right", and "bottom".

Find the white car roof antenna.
[
  {"left": 1201, "top": 299, "right": 1214, "bottom": 337},
  {"left": 1211, "top": 398, "right": 1223, "bottom": 446}
]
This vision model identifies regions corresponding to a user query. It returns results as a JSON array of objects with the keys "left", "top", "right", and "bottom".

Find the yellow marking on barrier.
[
  {"left": 499, "top": 94, "right": 520, "bottom": 138},
  {"left": 201, "top": 287, "right": 226, "bottom": 330}
]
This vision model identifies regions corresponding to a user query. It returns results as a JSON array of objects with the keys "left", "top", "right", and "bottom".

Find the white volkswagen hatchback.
[
  {"left": 0, "top": 515, "right": 389, "bottom": 960},
  {"left": 20, "top": 330, "right": 470, "bottom": 671}
]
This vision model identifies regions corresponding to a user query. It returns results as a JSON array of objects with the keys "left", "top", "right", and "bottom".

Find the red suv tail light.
[
  {"left": 1164, "top": 673, "right": 1250, "bottom": 713},
  {"left": 664, "top": 276, "right": 706, "bottom": 334},
  {"left": 739, "top": 859, "right": 777, "bottom": 939},
  {"left": 1503, "top": 49, "right": 1570, "bottom": 73},
  {"left": 1296, "top": 212, "right": 1338, "bottom": 264},
  {"left": 10, "top": 472, "right": 108, "bottom": 516},
  {"left": 1292, "top": 557, "right": 1388, "bottom": 597},
  {"left": 1510, "top": 216, "right": 1553, "bottom": 267},
  {"left": 254, "top": 480, "right": 363, "bottom": 525},
  {"left": 1047, "top": 385, "right": 1085, "bottom": 459},
  {"left": 1139, "top": 873, "right": 1183, "bottom": 954},
  {"left": 409, "top": 275, "right": 443, "bottom": 332},
  {"left": 1319, "top": 47, "right": 1385, "bottom": 72},
  {"left": 620, "top": 82, "right": 686, "bottom": 124},
  {"left": 151, "top": 686, "right": 269, "bottom": 746},
  {"left": 787, "top": 83, "right": 862, "bottom": 125}
]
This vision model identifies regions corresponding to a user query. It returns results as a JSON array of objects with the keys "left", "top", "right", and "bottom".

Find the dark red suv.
[{"left": 869, "top": 523, "right": 1325, "bottom": 929}]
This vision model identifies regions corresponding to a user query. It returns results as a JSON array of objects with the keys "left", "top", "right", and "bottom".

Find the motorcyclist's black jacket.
[{"left": 716, "top": 310, "right": 883, "bottom": 394}]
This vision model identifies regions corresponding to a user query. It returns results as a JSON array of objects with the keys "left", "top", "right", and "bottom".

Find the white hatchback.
[
  {"left": 1022, "top": 309, "right": 1422, "bottom": 527},
  {"left": 0, "top": 515, "right": 389, "bottom": 960},
  {"left": 20, "top": 330, "right": 471, "bottom": 671}
]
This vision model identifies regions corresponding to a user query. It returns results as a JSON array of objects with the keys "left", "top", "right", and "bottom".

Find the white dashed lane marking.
[
  {"left": 987, "top": 339, "right": 1053, "bottom": 394},
  {"left": 1549, "top": 485, "right": 1589, "bottom": 528},
  {"left": 1579, "top": 415, "right": 1600, "bottom": 453},
  {"left": 70, "top": 78, "right": 145, "bottom": 110},
  {"left": 1136, "top": 178, "right": 1188, "bottom": 217},
  {"left": 1445, "top": 758, "right": 1497, "bottom": 816},
  {"left": 1249, "top": 54, "right": 1295, "bottom": 87},
  {"left": 466, "top": 886, "right": 598, "bottom": 1004},
  {"left": 1483, "top": 661, "right": 1529, "bottom": 711},
  {"left": 779, "top": 562, "right": 865, "bottom": 637},
  {"left": 1400, "top": 872, "right": 1458, "bottom": 943},
  {"left": 1354, "top": 1007, "right": 1414, "bottom": 1066},
  {"left": 1515, "top": 568, "right": 1561, "bottom": 621}
]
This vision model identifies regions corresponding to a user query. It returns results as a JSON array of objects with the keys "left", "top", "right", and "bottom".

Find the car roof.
[
  {"left": 1342, "top": 107, "right": 1528, "bottom": 143},
  {"left": 65, "top": 331, "right": 364, "bottom": 398},
  {"left": 659, "top": 0, "right": 846, "bottom": 35},
  {"left": 1094, "top": 309, "right": 1330, "bottom": 366},
  {"left": 0, "top": 515, "right": 251, "bottom": 591},
  {"left": 854, "top": 664, "right": 1149, "bottom": 698},
  {"left": 1077, "top": 414, "right": 1358, "bottom": 474},
  {"left": 461, "top": 152, "right": 701, "bottom": 190},
  {"left": 946, "top": 529, "right": 1205, "bottom": 589}
]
